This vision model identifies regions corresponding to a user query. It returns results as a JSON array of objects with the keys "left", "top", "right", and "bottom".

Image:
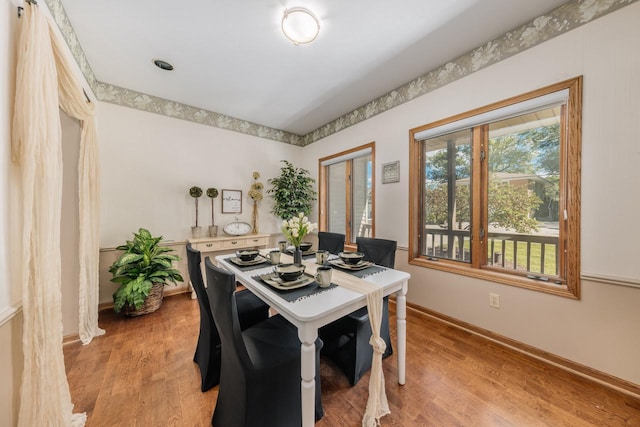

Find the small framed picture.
[
  {"left": 382, "top": 161, "right": 400, "bottom": 184},
  {"left": 222, "top": 189, "right": 242, "bottom": 213}
]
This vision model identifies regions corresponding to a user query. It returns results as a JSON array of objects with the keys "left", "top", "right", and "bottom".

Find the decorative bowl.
[
  {"left": 236, "top": 249, "right": 259, "bottom": 261},
  {"left": 299, "top": 241, "right": 313, "bottom": 252},
  {"left": 339, "top": 251, "right": 365, "bottom": 265},
  {"left": 274, "top": 263, "right": 306, "bottom": 281}
]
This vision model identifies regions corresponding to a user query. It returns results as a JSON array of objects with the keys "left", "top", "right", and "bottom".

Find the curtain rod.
[{"left": 18, "top": 0, "right": 38, "bottom": 18}]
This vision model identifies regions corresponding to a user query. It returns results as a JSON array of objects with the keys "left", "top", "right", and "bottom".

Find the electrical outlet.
[{"left": 489, "top": 293, "right": 500, "bottom": 308}]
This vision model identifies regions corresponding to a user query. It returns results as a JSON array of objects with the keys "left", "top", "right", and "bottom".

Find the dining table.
[{"left": 215, "top": 249, "right": 410, "bottom": 427}]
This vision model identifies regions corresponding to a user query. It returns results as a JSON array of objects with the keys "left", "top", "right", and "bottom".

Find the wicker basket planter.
[{"left": 123, "top": 282, "right": 164, "bottom": 317}]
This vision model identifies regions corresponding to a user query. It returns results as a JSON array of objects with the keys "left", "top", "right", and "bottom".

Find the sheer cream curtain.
[{"left": 12, "top": 2, "right": 101, "bottom": 425}]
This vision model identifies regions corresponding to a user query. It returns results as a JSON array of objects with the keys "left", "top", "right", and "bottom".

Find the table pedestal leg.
[{"left": 299, "top": 329, "right": 316, "bottom": 427}]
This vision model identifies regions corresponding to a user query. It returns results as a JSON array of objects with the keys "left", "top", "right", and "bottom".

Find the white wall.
[
  {"left": 300, "top": 4, "right": 640, "bottom": 385},
  {"left": 97, "top": 102, "right": 301, "bottom": 248}
]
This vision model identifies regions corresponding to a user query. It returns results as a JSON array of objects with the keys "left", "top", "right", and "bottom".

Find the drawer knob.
[
  {"left": 206, "top": 243, "right": 213, "bottom": 247},
  {"left": 231, "top": 241, "right": 238, "bottom": 245}
]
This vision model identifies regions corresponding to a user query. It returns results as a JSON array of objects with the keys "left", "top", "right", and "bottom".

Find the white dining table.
[{"left": 215, "top": 252, "right": 410, "bottom": 427}]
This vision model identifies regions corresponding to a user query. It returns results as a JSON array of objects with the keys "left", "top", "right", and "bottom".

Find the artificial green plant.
[{"left": 109, "top": 228, "right": 183, "bottom": 312}]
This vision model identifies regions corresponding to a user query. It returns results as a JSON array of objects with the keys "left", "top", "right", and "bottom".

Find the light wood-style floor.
[{"left": 64, "top": 294, "right": 640, "bottom": 426}]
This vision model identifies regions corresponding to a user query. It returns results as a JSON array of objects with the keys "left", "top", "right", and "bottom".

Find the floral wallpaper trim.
[{"left": 45, "top": 0, "right": 637, "bottom": 147}]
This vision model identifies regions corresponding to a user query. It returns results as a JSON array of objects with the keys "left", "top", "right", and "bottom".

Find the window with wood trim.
[
  {"left": 409, "top": 77, "right": 582, "bottom": 298},
  {"left": 319, "top": 143, "right": 375, "bottom": 246}
]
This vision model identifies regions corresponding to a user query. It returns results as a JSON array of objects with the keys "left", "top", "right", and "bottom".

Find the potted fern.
[{"left": 109, "top": 228, "right": 184, "bottom": 317}]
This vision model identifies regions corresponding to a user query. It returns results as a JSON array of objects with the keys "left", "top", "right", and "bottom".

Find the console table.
[{"left": 187, "top": 233, "right": 271, "bottom": 298}]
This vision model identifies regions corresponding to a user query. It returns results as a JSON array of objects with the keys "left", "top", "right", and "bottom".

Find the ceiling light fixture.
[
  {"left": 281, "top": 7, "right": 320, "bottom": 45},
  {"left": 153, "top": 59, "right": 174, "bottom": 71}
]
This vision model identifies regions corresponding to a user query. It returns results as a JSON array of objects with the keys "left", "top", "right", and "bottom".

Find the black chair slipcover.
[
  {"left": 205, "top": 257, "right": 324, "bottom": 426},
  {"left": 317, "top": 231, "right": 345, "bottom": 254},
  {"left": 318, "top": 237, "right": 396, "bottom": 385},
  {"left": 186, "top": 244, "right": 269, "bottom": 392}
]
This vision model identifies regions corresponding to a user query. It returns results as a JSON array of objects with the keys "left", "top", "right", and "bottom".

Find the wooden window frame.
[
  {"left": 319, "top": 142, "right": 375, "bottom": 247},
  {"left": 409, "top": 77, "right": 582, "bottom": 299}
]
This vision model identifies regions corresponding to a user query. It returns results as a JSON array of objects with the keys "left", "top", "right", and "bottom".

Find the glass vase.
[{"left": 293, "top": 246, "right": 303, "bottom": 265}]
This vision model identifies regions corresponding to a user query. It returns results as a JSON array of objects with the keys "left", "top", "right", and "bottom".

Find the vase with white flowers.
[{"left": 281, "top": 212, "right": 317, "bottom": 265}]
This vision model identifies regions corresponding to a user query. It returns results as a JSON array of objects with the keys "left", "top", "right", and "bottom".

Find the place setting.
[
  {"left": 259, "top": 264, "right": 314, "bottom": 290},
  {"left": 329, "top": 251, "right": 386, "bottom": 277},
  {"left": 226, "top": 249, "right": 270, "bottom": 271},
  {"left": 253, "top": 262, "right": 336, "bottom": 302}
]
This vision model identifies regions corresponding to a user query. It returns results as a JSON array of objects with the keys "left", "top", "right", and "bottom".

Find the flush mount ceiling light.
[
  {"left": 153, "top": 59, "right": 174, "bottom": 71},
  {"left": 281, "top": 7, "right": 320, "bottom": 45}
]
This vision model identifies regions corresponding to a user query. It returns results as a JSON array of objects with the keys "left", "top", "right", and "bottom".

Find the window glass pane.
[
  {"left": 487, "top": 106, "right": 561, "bottom": 277},
  {"left": 351, "top": 154, "right": 373, "bottom": 241},
  {"left": 422, "top": 129, "right": 472, "bottom": 262},
  {"left": 327, "top": 162, "right": 346, "bottom": 234}
]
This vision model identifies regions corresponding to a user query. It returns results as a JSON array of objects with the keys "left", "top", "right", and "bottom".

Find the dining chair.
[
  {"left": 317, "top": 231, "right": 345, "bottom": 254},
  {"left": 204, "top": 257, "right": 324, "bottom": 426},
  {"left": 186, "top": 244, "right": 269, "bottom": 392},
  {"left": 318, "top": 236, "right": 396, "bottom": 386}
]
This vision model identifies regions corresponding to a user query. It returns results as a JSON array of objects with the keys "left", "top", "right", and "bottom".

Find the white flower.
[{"left": 281, "top": 212, "right": 315, "bottom": 247}]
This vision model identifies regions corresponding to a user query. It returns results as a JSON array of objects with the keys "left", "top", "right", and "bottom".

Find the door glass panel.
[
  {"left": 327, "top": 162, "right": 346, "bottom": 234},
  {"left": 351, "top": 154, "right": 372, "bottom": 242}
]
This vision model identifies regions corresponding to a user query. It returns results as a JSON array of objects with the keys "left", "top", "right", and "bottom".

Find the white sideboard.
[{"left": 187, "top": 233, "right": 271, "bottom": 298}]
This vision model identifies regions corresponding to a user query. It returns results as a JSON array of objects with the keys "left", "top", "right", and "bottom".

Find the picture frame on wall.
[
  {"left": 222, "top": 189, "right": 242, "bottom": 213},
  {"left": 382, "top": 161, "right": 400, "bottom": 184}
]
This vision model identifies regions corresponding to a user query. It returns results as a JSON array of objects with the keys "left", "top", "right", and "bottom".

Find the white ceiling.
[{"left": 62, "top": 0, "right": 569, "bottom": 136}]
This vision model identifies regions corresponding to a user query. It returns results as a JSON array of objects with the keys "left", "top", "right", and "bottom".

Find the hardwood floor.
[{"left": 64, "top": 294, "right": 640, "bottom": 426}]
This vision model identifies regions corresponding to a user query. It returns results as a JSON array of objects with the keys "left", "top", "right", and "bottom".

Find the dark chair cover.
[
  {"left": 317, "top": 231, "right": 345, "bottom": 254},
  {"left": 186, "top": 244, "right": 269, "bottom": 392},
  {"left": 205, "top": 258, "right": 324, "bottom": 426},
  {"left": 318, "top": 237, "right": 397, "bottom": 385},
  {"left": 357, "top": 237, "right": 397, "bottom": 270}
]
